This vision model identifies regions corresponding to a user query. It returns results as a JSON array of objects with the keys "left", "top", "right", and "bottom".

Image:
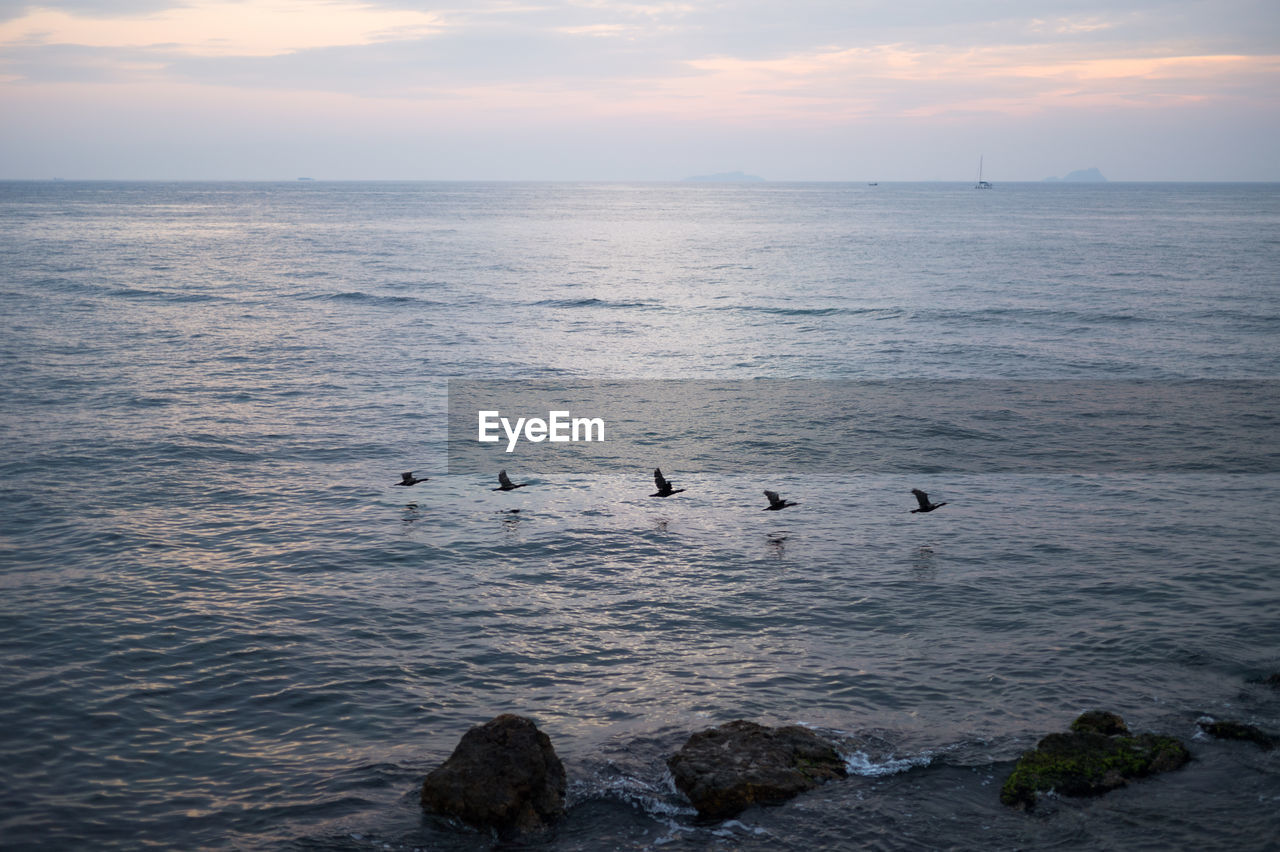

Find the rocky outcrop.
[
  {"left": 666, "top": 720, "right": 847, "bottom": 819},
  {"left": 1198, "top": 718, "right": 1277, "bottom": 750},
  {"left": 1043, "top": 167, "right": 1108, "bottom": 182},
  {"left": 421, "top": 714, "right": 565, "bottom": 837},
  {"left": 1070, "top": 710, "right": 1129, "bottom": 736},
  {"left": 1001, "top": 711, "right": 1189, "bottom": 810}
]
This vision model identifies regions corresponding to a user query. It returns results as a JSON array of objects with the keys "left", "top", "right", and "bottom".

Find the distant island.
[
  {"left": 683, "top": 171, "right": 765, "bottom": 183},
  {"left": 1043, "top": 167, "right": 1107, "bottom": 183}
]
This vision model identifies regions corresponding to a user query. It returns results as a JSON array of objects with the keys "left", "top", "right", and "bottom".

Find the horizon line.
[{"left": 4, "top": 177, "right": 1279, "bottom": 185}]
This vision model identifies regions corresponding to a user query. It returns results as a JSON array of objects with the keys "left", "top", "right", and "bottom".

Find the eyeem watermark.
[
  {"left": 478, "top": 410, "right": 605, "bottom": 453},
  {"left": 449, "top": 379, "right": 1280, "bottom": 474}
]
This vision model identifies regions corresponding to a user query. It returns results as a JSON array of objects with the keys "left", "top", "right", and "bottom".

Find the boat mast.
[{"left": 975, "top": 155, "right": 992, "bottom": 188}]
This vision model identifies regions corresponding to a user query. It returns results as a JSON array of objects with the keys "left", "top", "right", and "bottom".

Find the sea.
[{"left": 1, "top": 180, "right": 1278, "bottom": 851}]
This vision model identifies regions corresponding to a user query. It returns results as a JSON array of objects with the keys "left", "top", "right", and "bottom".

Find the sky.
[{"left": 0, "top": 0, "right": 1277, "bottom": 180}]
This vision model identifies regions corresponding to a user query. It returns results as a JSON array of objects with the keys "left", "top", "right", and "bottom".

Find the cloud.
[
  {"left": 4, "top": 1, "right": 1276, "bottom": 126},
  {"left": 555, "top": 23, "right": 629, "bottom": 36},
  {"left": 2, "top": 0, "right": 1279, "bottom": 179},
  {"left": 0, "top": 1, "right": 182, "bottom": 23},
  {"left": 1028, "top": 16, "right": 1117, "bottom": 36},
  {"left": 0, "top": 0, "right": 445, "bottom": 56},
  {"left": 632, "top": 38, "right": 1280, "bottom": 125},
  {"left": 0, "top": 41, "right": 169, "bottom": 84},
  {"left": 0, "top": 0, "right": 705, "bottom": 92}
]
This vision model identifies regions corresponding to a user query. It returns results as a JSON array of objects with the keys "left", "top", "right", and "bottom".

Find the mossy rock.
[
  {"left": 1070, "top": 710, "right": 1129, "bottom": 736},
  {"left": 1198, "top": 718, "right": 1277, "bottom": 750},
  {"left": 1001, "top": 712, "right": 1189, "bottom": 810},
  {"left": 667, "top": 720, "right": 847, "bottom": 819}
]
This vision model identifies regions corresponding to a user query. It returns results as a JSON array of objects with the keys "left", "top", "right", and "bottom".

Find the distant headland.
[
  {"left": 1043, "top": 167, "right": 1107, "bottom": 183},
  {"left": 683, "top": 171, "right": 765, "bottom": 183}
]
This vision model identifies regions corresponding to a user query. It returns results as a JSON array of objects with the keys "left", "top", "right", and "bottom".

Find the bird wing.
[
  {"left": 654, "top": 468, "right": 668, "bottom": 489},
  {"left": 498, "top": 470, "right": 513, "bottom": 488},
  {"left": 764, "top": 490, "right": 781, "bottom": 507},
  {"left": 400, "top": 472, "right": 413, "bottom": 484},
  {"left": 911, "top": 489, "right": 929, "bottom": 509}
]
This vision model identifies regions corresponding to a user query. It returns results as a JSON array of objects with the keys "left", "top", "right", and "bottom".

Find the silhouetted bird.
[
  {"left": 763, "top": 490, "right": 797, "bottom": 511},
  {"left": 493, "top": 469, "right": 529, "bottom": 491},
  {"left": 395, "top": 471, "right": 428, "bottom": 486},
  {"left": 650, "top": 468, "right": 685, "bottom": 497},
  {"left": 910, "top": 489, "right": 947, "bottom": 513}
]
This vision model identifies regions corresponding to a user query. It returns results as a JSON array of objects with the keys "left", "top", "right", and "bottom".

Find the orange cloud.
[
  {"left": 635, "top": 43, "right": 1280, "bottom": 122},
  {"left": 0, "top": 1, "right": 444, "bottom": 57}
]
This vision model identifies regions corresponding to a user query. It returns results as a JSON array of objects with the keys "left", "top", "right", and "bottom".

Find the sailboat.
[{"left": 975, "top": 156, "right": 993, "bottom": 189}]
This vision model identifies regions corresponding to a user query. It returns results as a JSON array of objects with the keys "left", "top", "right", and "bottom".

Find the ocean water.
[{"left": 1, "top": 180, "right": 1279, "bottom": 850}]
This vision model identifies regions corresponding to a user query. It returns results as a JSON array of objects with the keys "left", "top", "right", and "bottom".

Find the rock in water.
[
  {"left": 1070, "top": 710, "right": 1129, "bottom": 736},
  {"left": 1198, "top": 718, "right": 1277, "bottom": 750},
  {"left": 1001, "top": 711, "right": 1189, "bottom": 810},
  {"left": 421, "top": 714, "right": 566, "bottom": 837},
  {"left": 667, "top": 720, "right": 847, "bottom": 819}
]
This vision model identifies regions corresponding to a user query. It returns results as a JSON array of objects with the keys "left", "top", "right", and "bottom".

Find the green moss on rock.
[
  {"left": 1001, "top": 713, "right": 1189, "bottom": 810},
  {"left": 1069, "top": 710, "right": 1129, "bottom": 736},
  {"left": 1198, "top": 718, "right": 1277, "bottom": 750}
]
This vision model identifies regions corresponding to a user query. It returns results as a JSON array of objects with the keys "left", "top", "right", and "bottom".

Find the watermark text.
[{"left": 478, "top": 410, "right": 605, "bottom": 453}]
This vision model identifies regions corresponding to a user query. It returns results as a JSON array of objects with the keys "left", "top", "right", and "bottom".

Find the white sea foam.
[{"left": 841, "top": 749, "right": 934, "bottom": 777}]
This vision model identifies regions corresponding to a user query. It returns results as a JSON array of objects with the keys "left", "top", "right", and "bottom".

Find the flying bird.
[
  {"left": 493, "top": 469, "right": 529, "bottom": 491},
  {"left": 763, "top": 490, "right": 797, "bottom": 511},
  {"left": 910, "top": 489, "right": 947, "bottom": 513},
  {"left": 395, "top": 471, "right": 428, "bottom": 486},
  {"left": 650, "top": 468, "right": 685, "bottom": 497}
]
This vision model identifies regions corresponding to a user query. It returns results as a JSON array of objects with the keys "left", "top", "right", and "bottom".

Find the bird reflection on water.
[
  {"left": 499, "top": 509, "right": 522, "bottom": 535},
  {"left": 910, "top": 545, "right": 938, "bottom": 581}
]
